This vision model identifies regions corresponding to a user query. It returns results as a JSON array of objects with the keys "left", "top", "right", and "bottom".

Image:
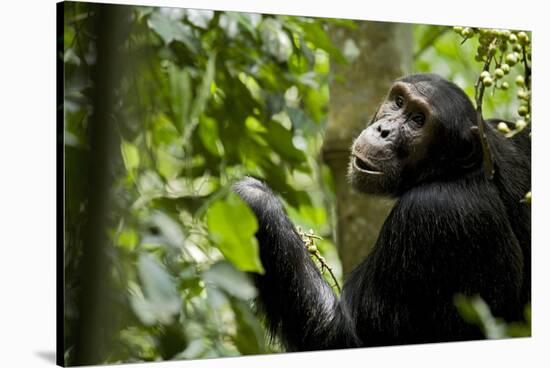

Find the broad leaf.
[
  {"left": 233, "top": 300, "right": 265, "bottom": 354},
  {"left": 148, "top": 11, "right": 198, "bottom": 53},
  {"left": 206, "top": 193, "right": 264, "bottom": 273},
  {"left": 142, "top": 211, "right": 185, "bottom": 249},
  {"left": 121, "top": 140, "right": 140, "bottom": 171},
  {"left": 134, "top": 254, "right": 181, "bottom": 325},
  {"left": 203, "top": 261, "right": 257, "bottom": 300},
  {"left": 259, "top": 18, "right": 293, "bottom": 62}
]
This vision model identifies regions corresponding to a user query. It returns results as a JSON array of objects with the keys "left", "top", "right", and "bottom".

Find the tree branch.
[
  {"left": 473, "top": 45, "right": 496, "bottom": 180},
  {"left": 297, "top": 226, "right": 341, "bottom": 293}
]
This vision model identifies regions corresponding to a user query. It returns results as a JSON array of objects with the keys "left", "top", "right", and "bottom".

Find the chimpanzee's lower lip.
[{"left": 352, "top": 155, "right": 384, "bottom": 175}]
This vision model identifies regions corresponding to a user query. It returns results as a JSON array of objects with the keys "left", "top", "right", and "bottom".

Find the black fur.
[{"left": 233, "top": 73, "right": 530, "bottom": 351}]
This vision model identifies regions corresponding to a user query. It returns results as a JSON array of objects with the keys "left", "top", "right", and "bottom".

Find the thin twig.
[{"left": 297, "top": 226, "right": 341, "bottom": 293}]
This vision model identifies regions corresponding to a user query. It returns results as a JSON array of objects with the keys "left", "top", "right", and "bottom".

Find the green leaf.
[
  {"left": 287, "top": 106, "right": 316, "bottom": 132},
  {"left": 203, "top": 261, "right": 257, "bottom": 300},
  {"left": 298, "top": 20, "right": 346, "bottom": 64},
  {"left": 121, "top": 140, "right": 140, "bottom": 171},
  {"left": 137, "top": 171, "right": 164, "bottom": 199},
  {"left": 259, "top": 18, "right": 293, "bottom": 62},
  {"left": 298, "top": 203, "right": 327, "bottom": 226},
  {"left": 147, "top": 11, "right": 198, "bottom": 52},
  {"left": 198, "top": 115, "right": 223, "bottom": 157},
  {"left": 190, "top": 52, "right": 217, "bottom": 121},
  {"left": 142, "top": 211, "right": 185, "bottom": 249},
  {"left": 117, "top": 228, "right": 139, "bottom": 250},
  {"left": 454, "top": 294, "right": 507, "bottom": 339},
  {"left": 135, "top": 7, "right": 154, "bottom": 22},
  {"left": 303, "top": 87, "right": 328, "bottom": 125},
  {"left": 156, "top": 148, "right": 184, "bottom": 180},
  {"left": 206, "top": 193, "right": 264, "bottom": 273},
  {"left": 175, "top": 339, "right": 208, "bottom": 360},
  {"left": 184, "top": 9, "right": 214, "bottom": 29},
  {"left": 226, "top": 12, "right": 259, "bottom": 37},
  {"left": 168, "top": 65, "right": 192, "bottom": 132},
  {"left": 264, "top": 120, "right": 306, "bottom": 163},
  {"left": 233, "top": 299, "right": 265, "bottom": 354},
  {"left": 129, "top": 284, "right": 156, "bottom": 326},
  {"left": 132, "top": 254, "right": 181, "bottom": 325},
  {"left": 414, "top": 25, "right": 449, "bottom": 58},
  {"left": 152, "top": 113, "right": 179, "bottom": 146},
  {"left": 178, "top": 266, "right": 203, "bottom": 297},
  {"left": 205, "top": 284, "right": 229, "bottom": 309},
  {"left": 265, "top": 92, "right": 285, "bottom": 116}
]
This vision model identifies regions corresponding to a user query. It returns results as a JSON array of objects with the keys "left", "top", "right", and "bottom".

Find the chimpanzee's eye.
[
  {"left": 411, "top": 113, "right": 426, "bottom": 127},
  {"left": 395, "top": 95, "right": 404, "bottom": 108}
]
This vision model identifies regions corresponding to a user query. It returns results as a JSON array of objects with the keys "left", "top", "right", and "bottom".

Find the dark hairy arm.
[{"left": 234, "top": 177, "right": 359, "bottom": 351}]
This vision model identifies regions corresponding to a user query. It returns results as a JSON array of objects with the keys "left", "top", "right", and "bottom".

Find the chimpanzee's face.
[{"left": 349, "top": 80, "right": 437, "bottom": 195}]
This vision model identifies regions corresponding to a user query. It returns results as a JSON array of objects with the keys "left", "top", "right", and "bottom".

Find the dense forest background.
[{"left": 62, "top": 2, "right": 531, "bottom": 365}]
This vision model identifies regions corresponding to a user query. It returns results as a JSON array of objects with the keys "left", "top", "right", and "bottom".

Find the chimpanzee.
[{"left": 233, "top": 73, "right": 531, "bottom": 351}]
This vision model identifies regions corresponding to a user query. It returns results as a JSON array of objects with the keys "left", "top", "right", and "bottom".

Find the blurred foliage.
[
  {"left": 455, "top": 295, "right": 531, "bottom": 338},
  {"left": 64, "top": 2, "right": 349, "bottom": 364},
  {"left": 63, "top": 2, "right": 531, "bottom": 365}
]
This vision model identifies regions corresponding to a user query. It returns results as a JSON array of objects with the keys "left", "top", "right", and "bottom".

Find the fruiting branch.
[
  {"left": 453, "top": 27, "right": 532, "bottom": 180},
  {"left": 296, "top": 226, "right": 341, "bottom": 293},
  {"left": 473, "top": 49, "right": 496, "bottom": 180}
]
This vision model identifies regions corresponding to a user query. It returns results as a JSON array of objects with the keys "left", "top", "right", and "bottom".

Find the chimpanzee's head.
[{"left": 348, "top": 73, "right": 482, "bottom": 195}]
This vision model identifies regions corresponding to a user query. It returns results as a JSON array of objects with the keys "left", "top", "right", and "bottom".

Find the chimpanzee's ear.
[{"left": 454, "top": 124, "right": 483, "bottom": 170}]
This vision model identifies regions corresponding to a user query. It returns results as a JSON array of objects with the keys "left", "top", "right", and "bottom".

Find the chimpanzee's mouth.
[{"left": 352, "top": 155, "right": 384, "bottom": 175}]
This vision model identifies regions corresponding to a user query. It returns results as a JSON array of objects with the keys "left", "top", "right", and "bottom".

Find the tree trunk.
[
  {"left": 322, "top": 22, "right": 412, "bottom": 275},
  {"left": 71, "top": 4, "right": 129, "bottom": 365}
]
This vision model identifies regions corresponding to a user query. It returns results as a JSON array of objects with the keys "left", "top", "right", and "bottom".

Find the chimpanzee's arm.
[{"left": 234, "top": 177, "right": 359, "bottom": 351}]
